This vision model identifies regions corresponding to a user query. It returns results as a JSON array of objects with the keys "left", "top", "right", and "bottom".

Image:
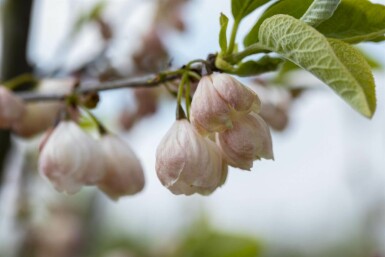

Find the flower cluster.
[
  {"left": 156, "top": 73, "right": 273, "bottom": 195},
  {"left": 38, "top": 120, "right": 145, "bottom": 200},
  {"left": 1, "top": 73, "right": 272, "bottom": 199}
]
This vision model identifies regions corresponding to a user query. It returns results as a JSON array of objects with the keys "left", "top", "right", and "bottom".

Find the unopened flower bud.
[
  {"left": 156, "top": 119, "right": 228, "bottom": 195},
  {"left": 190, "top": 74, "right": 260, "bottom": 133},
  {"left": 0, "top": 87, "right": 25, "bottom": 128},
  {"left": 39, "top": 121, "right": 106, "bottom": 194},
  {"left": 260, "top": 102, "right": 289, "bottom": 131},
  {"left": 98, "top": 135, "right": 145, "bottom": 200},
  {"left": 217, "top": 113, "right": 274, "bottom": 170}
]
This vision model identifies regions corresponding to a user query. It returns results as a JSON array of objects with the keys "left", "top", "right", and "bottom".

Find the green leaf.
[
  {"left": 276, "top": 47, "right": 382, "bottom": 83},
  {"left": 371, "top": 36, "right": 385, "bottom": 42},
  {"left": 244, "top": 0, "right": 385, "bottom": 46},
  {"left": 317, "top": 0, "right": 385, "bottom": 43},
  {"left": 219, "top": 13, "right": 229, "bottom": 52},
  {"left": 258, "top": 15, "right": 376, "bottom": 117},
  {"left": 301, "top": 0, "right": 341, "bottom": 27},
  {"left": 232, "top": 56, "right": 282, "bottom": 77},
  {"left": 232, "top": 0, "right": 271, "bottom": 20},
  {"left": 244, "top": 0, "right": 313, "bottom": 46}
]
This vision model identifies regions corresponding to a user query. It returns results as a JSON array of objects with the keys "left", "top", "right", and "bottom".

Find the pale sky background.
[{"left": 1, "top": 0, "right": 385, "bottom": 256}]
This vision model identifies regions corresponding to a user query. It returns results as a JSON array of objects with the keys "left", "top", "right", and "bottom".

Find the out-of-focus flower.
[
  {"left": 250, "top": 82, "right": 292, "bottom": 132},
  {"left": 190, "top": 74, "right": 260, "bottom": 133},
  {"left": 156, "top": 119, "right": 227, "bottom": 195},
  {"left": 133, "top": 28, "right": 168, "bottom": 73},
  {"left": 260, "top": 102, "right": 289, "bottom": 131},
  {"left": 0, "top": 86, "right": 25, "bottom": 128},
  {"left": 217, "top": 112, "right": 274, "bottom": 170},
  {"left": 155, "top": 0, "right": 186, "bottom": 32},
  {"left": 12, "top": 79, "right": 75, "bottom": 138},
  {"left": 39, "top": 121, "right": 105, "bottom": 194},
  {"left": 134, "top": 87, "right": 158, "bottom": 117},
  {"left": 119, "top": 110, "right": 137, "bottom": 131},
  {"left": 98, "top": 134, "right": 145, "bottom": 200}
]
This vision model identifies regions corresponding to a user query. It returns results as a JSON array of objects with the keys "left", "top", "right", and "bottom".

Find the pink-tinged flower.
[
  {"left": 217, "top": 112, "right": 274, "bottom": 170},
  {"left": 98, "top": 135, "right": 145, "bottom": 200},
  {"left": 156, "top": 119, "right": 228, "bottom": 195},
  {"left": 12, "top": 79, "right": 75, "bottom": 138},
  {"left": 38, "top": 121, "right": 106, "bottom": 194},
  {"left": 190, "top": 73, "right": 260, "bottom": 133},
  {"left": 210, "top": 73, "right": 260, "bottom": 113},
  {"left": 0, "top": 87, "right": 25, "bottom": 128}
]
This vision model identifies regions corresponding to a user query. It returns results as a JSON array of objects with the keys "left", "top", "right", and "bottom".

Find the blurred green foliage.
[{"left": 170, "top": 219, "right": 263, "bottom": 257}]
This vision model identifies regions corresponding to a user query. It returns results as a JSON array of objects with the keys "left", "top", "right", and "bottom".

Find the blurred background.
[{"left": 1, "top": 0, "right": 385, "bottom": 257}]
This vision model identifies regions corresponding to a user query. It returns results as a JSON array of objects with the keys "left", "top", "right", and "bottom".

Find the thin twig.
[{"left": 17, "top": 73, "right": 181, "bottom": 102}]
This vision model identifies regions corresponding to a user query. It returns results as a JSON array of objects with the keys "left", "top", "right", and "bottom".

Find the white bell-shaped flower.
[
  {"left": 38, "top": 121, "right": 106, "bottom": 194},
  {"left": 156, "top": 119, "right": 228, "bottom": 195},
  {"left": 217, "top": 112, "right": 274, "bottom": 170},
  {"left": 190, "top": 73, "right": 260, "bottom": 133},
  {"left": 0, "top": 86, "right": 25, "bottom": 128},
  {"left": 98, "top": 135, "right": 145, "bottom": 200}
]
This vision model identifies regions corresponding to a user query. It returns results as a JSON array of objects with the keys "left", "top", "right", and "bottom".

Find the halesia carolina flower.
[
  {"left": 39, "top": 121, "right": 106, "bottom": 194},
  {"left": 217, "top": 112, "right": 274, "bottom": 170},
  {"left": 156, "top": 119, "right": 228, "bottom": 195},
  {"left": 0, "top": 86, "right": 25, "bottom": 128},
  {"left": 12, "top": 78, "right": 75, "bottom": 138},
  {"left": 98, "top": 135, "right": 145, "bottom": 200},
  {"left": 190, "top": 73, "right": 260, "bottom": 133}
]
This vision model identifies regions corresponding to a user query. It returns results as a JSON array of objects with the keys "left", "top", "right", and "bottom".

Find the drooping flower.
[
  {"left": 217, "top": 112, "right": 274, "bottom": 170},
  {"left": 12, "top": 79, "right": 75, "bottom": 138},
  {"left": 98, "top": 134, "right": 145, "bottom": 200},
  {"left": 0, "top": 86, "right": 25, "bottom": 128},
  {"left": 39, "top": 121, "right": 106, "bottom": 194},
  {"left": 156, "top": 119, "right": 227, "bottom": 195},
  {"left": 190, "top": 73, "right": 260, "bottom": 133}
]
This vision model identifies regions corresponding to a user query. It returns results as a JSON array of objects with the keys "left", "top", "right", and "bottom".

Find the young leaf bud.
[
  {"left": 156, "top": 119, "right": 228, "bottom": 195},
  {"left": 0, "top": 86, "right": 25, "bottom": 128},
  {"left": 38, "top": 121, "right": 106, "bottom": 194},
  {"left": 98, "top": 135, "right": 145, "bottom": 200},
  {"left": 217, "top": 113, "right": 274, "bottom": 170}
]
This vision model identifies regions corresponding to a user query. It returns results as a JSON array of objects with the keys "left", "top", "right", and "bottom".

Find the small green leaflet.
[
  {"left": 219, "top": 13, "right": 229, "bottom": 52},
  {"left": 231, "top": 0, "right": 271, "bottom": 20},
  {"left": 258, "top": 15, "right": 376, "bottom": 117},
  {"left": 301, "top": 0, "right": 341, "bottom": 27},
  {"left": 244, "top": 0, "right": 385, "bottom": 46}
]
